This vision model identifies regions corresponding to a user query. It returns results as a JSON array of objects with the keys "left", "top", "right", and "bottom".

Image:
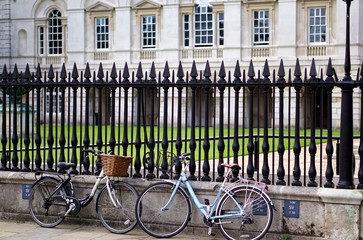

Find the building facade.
[{"left": 0, "top": 0, "right": 363, "bottom": 128}]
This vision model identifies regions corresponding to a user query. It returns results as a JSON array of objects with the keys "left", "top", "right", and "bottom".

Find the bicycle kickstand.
[{"left": 208, "top": 227, "right": 215, "bottom": 236}]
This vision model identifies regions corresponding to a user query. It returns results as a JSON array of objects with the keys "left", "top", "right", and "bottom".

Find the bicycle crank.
[{"left": 65, "top": 196, "right": 81, "bottom": 216}]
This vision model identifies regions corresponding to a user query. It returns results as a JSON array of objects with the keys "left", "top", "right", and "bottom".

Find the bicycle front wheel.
[
  {"left": 29, "top": 177, "right": 67, "bottom": 228},
  {"left": 135, "top": 181, "right": 191, "bottom": 238},
  {"left": 216, "top": 185, "right": 273, "bottom": 240},
  {"left": 96, "top": 181, "right": 139, "bottom": 234}
]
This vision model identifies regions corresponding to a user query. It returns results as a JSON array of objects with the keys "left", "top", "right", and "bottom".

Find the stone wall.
[{"left": 0, "top": 171, "right": 362, "bottom": 239}]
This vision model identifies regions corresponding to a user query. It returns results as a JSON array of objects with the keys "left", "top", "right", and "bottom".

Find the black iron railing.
[{"left": 0, "top": 58, "right": 363, "bottom": 188}]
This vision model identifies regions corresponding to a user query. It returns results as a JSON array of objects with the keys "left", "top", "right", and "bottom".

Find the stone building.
[{"left": 0, "top": 0, "right": 362, "bottom": 128}]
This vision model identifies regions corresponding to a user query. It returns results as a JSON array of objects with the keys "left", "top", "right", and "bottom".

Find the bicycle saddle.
[{"left": 58, "top": 162, "right": 76, "bottom": 171}]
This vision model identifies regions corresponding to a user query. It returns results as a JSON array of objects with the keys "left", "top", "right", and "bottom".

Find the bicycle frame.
[
  {"left": 36, "top": 167, "right": 112, "bottom": 208},
  {"left": 162, "top": 165, "right": 245, "bottom": 223},
  {"left": 72, "top": 169, "right": 120, "bottom": 208}
]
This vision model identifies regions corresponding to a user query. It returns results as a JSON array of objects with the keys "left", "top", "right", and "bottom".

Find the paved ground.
[{"left": 0, "top": 220, "right": 220, "bottom": 240}]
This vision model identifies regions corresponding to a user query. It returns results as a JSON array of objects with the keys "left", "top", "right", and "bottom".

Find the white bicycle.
[{"left": 29, "top": 149, "right": 138, "bottom": 234}]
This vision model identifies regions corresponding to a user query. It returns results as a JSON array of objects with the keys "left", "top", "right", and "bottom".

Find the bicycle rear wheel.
[
  {"left": 29, "top": 177, "right": 67, "bottom": 228},
  {"left": 216, "top": 185, "right": 273, "bottom": 240},
  {"left": 135, "top": 181, "right": 191, "bottom": 238},
  {"left": 96, "top": 181, "right": 139, "bottom": 234}
]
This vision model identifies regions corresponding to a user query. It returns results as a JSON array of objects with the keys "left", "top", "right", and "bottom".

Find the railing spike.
[
  {"left": 263, "top": 59, "right": 271, "bottom": 78},
  {"left": 12, "top": 64, "right": 19, "bottom": 79},
  {"left": 277, "top": 59, "right": 284, "bottom": 78},
  {"left": 247, "top": 59, "right": 255, "bottom": 78},
  {"left": 309, "top": 58, "right": 317, "bottom": 78},
  {"left": 136, "top": 62, "right": 143, "bottom": 81},
  {"left": 204, "top": 60, "right": 211, "bottom": 78},
  {"left": 60, "top": 63, "right": 67, "bottom": 80},
  {"left": 150, "top": 62, "right": 156, "bottom": 80},
  {"left": 72, "top": 62, "right": 79, "bottom": 80},
  {"left": 48, "top": 64, "right": 54, "bottom": 81},
  {"left": 35, "top": 64, "right": 42, "bottom": 82},
  {"left": 218, "top": 61, "right": 226, "bottom": 79},
  {"left": 326, "top": 58, "right": 334, "bottom": 80},
  {"left": 24, "top": 64, "right": 31, "bottom": 80},
  {"left": 2, "top": 64, "right": 8, "bottom": 80},
  {"left": 122, "top": 62, "right": 130, "bottom": 82},
  {"left": 84, "top": 63, "right": 91, "bottom": 80},
  {"left": 233, "top": 60, "right": 241, "bottom": 78},
  {"left": 163, "top": 61, "right": 170, "bottom": 81},
  {"left": 97, "top": 62, "right": 104, "bottom": 80},
  {"left": 294, "top": 58, "right": 302, "bottom": 78},
  {"left": 190, "top": 60, "right": 198, "bottom": 79},
  {"left": 110, "top": 62, "right": 117, "bottom": 81},
  {"left": 176, "top": 61, "right": 184, "bottom": 81}
]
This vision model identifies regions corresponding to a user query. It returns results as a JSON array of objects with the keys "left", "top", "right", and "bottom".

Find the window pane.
[
  {"left": 308, "top": 7, "right": 326, "bottom": 43},
  {"left": 95, "top": 17, "right": 109, "bottom": 50},
  {"left": 218, "top": 12, "right": 224, "bottom": 46},
  {"left": 48, "top": 10, "right": 62, "bottom": 55},
  {"left": 183, "top": 14, "right": 190, "bottom": 47},
  {"left": 195, "top": 5, "right": 213, "bottom": 46},
  {"left": 253, "top": 10, "right": 269, "bottom": 45},
  {"left": 142, "top": 15, "right": 156, "bottom": 48}
]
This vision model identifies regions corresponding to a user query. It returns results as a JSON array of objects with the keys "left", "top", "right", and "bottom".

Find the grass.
[{"left": 5, "top": 124, "right": 345, "bottom": 165}]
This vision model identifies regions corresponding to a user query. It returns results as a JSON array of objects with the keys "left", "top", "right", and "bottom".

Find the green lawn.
[{"left": 4, "top": 125, "right": 347, "bottom": 164}]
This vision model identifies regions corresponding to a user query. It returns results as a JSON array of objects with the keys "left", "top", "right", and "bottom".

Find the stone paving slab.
[{"left": 0, "top": 220, "right": 221, "bottom": 240}]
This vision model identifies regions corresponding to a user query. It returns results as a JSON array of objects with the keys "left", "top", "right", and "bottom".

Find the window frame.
[
  {"left": 217, "top": 12, "right": 224, "bottom": 46},
  {"left": 95, "top": 17, "right": 110, "bottom": 50},
  {"left": 183, "top": 14, "right": 191, "bottom": 47},
  {"left": 194, "top": 5, "right": 214, "bottom": 47},
  {"left": 47, "top": 9, "right": 63, "bottom": 55},
  {"left": 141, "top": 15, "right": 156, "bottom": 49},
  {"left": 252, "top": 9, "right": 270, "bottom": 46},
  {"left": 308, "top": 7, "right": 327, "bottom": 44},
  {"left": 38, "top": 27, "right": 45, "bottom": 55}
]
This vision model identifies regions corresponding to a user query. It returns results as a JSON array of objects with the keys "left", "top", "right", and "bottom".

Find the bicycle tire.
[
  {"left": 216, "top": 185, "right": 273, "bottom": 240},
  {"left": 96, "top": 181, "right": 139, "bottom": 234},
  {"left": 29, "top": 177, "right": 67, "bottom": 228},
  {"left": 135, "top": 181, "right": 191, "bottom": 238}
]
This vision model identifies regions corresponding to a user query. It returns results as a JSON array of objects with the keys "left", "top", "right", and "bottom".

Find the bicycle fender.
[
  {"left": 32, "top": 175, "right": 62, "bottom": 187},
  {"left": 231, "top": 185, "right": 275, "bottom": 210}
]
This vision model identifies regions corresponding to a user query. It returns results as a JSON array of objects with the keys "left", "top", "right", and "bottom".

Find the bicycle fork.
[{"left": 106, "top": 179, "right": 122, "bottom": 208}]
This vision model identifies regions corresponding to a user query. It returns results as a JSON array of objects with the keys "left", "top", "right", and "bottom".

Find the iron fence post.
[{"left": 337, "top": 0, "right": 355, "bottom": 189}]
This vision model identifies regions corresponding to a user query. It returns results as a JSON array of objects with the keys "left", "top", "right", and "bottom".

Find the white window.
[
  {"left": 38, "top": 27, "right": 44, "bottom": 55},
  {"left": 95, "top": 17, "right": 109, "bottom": 49},
  {"left": 195, "top": 5, "right": 213, "bottom": 46},
  {"left": 48, "top": 10, "right": 63, "bottom": 55},
  {"left": 183, "top": 14, "right": 190, "bottom": 47},
  {"left": 309, "top": 7, "right": 326, "bottom": 43},
  {"left": 218, "top": 12, "right": 224, "bottom": 46},
  {"left": 142, "top": 15, "right": 156, "bottom": 49},
  {"left": 253, "top": 10, "right": 269, "bottom": 46}
]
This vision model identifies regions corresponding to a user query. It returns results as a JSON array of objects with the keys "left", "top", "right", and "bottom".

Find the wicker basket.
[{"left": 100, "top": 154, "right": 132, "bottom": 177}]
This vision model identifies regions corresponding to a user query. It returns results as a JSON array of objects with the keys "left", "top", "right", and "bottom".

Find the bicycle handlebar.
[
  {"left": 179, "top": 153, "right": 191, "bottom": 158},
  {"left": 82, "top": 149, "right": 103, "bottom": 156}
]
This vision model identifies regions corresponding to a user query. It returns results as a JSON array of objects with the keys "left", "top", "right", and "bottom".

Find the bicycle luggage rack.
[{"left": 225, "top": 178, "right": 268, "bottom": 192}]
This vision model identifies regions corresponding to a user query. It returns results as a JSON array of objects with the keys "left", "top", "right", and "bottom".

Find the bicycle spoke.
[{"left": 217, "top": 186, "right": 273, "bottom": 240}]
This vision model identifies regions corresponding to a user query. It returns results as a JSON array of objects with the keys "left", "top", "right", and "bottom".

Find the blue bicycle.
[{"left": 135, "top": 153, "right": 275, "bottom": 240}]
